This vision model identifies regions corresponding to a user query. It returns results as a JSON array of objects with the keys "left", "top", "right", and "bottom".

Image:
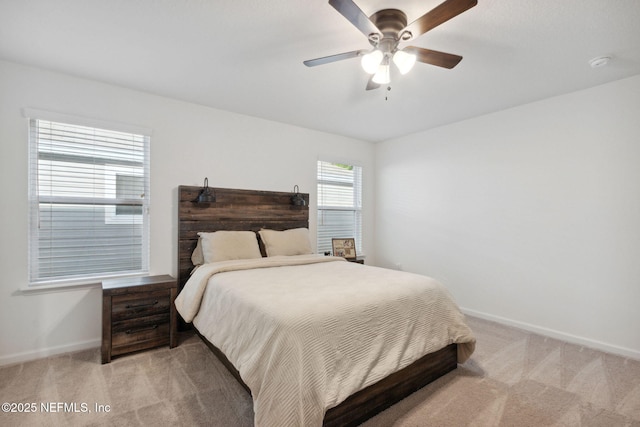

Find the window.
[
  {"left": 317, "top": 160, "right": 362, "bottom": 255},
  {"left": 28, "top": 117, "right": 150, "bottom": 286}
]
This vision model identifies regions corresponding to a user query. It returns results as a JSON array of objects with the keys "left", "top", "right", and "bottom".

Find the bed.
[{"left": 175, "top": 186, "right": 475, "bottom": 427}]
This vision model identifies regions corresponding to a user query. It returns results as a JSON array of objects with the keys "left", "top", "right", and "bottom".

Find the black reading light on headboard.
[
  {"left": 291, "top": 185, "right": 306, "bottom": 206},
  {"left": 195, "top": 177, "right": 216, "bottom": 203}
]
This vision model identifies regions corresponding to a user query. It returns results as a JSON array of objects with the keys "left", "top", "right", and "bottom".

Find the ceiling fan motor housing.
[
  {"left": 371, "top": 9, "right": 407, "bottom": 35},
  {"left": 369, "top": 9, "right": 409, "bottom": 54}
]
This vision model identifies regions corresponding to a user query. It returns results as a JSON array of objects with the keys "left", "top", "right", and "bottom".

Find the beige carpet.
[{"left": 1, "top": 316, "right": 639, "bottom": 426}]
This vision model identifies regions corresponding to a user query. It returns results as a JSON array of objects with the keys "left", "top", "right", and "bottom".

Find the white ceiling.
[{"left": 1, "top": 0, "right": 639, "bottom": 142}]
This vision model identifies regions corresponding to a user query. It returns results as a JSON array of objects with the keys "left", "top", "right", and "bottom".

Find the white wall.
[
  {"left": 0, "top": 60, "right": 375, "bottom": 365},
  {"left": 376, "top": 75, "right": 640, "bottom": 359},
  {"left": 3, "top": 58, "right": 638, "bottom": 365}
]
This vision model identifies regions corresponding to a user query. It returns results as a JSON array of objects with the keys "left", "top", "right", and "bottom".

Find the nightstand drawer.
[
  {"left": 112, "top": 315, "right": 171, "bottom": 351},
  {"left": 112, "top": 290, "right": 172, "bottom": 321},
  {"left": 112, "top": 312, "right": 171, "bottom": 335}
]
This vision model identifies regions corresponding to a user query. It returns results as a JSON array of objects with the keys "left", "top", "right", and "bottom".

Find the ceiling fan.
[{"left": 304, "top": 0, "right": 477, "bottom": 90}]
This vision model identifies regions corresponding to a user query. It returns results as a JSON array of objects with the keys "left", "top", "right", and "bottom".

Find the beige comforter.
[{"left": 175, "top": 255, "right": 475, "bottom": 427}]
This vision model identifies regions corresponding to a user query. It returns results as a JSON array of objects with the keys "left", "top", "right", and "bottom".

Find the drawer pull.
[
  {"left": 126, "top": 324, "right": 158, "bottom": 334},
  {"left": 126, "top": 300, "right": 159, "bottom": 309}
]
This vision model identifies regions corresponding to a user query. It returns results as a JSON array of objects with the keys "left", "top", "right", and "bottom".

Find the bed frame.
[{"left": 177, "top": 185, "right": 457, "bottom": 427}]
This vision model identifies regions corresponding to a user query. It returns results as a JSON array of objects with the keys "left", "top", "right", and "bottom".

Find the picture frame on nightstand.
[{"left": 332, "top": 238, "right": 356, "bottom": 260}]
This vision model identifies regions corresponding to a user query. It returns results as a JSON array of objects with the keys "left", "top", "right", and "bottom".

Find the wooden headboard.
[{"left": 177, "top": 186, "right": 309, "bottom": 292}]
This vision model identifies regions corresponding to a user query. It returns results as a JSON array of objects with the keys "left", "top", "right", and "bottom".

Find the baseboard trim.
[
  {"left": 461, "top": 307, "right": 640, "bottom": 361},
  {"left": 0, "top": 339, "right": 101, "bottom": 367},
  {"left": 3, "top": 311, "right": 639, "bottom": 365}
]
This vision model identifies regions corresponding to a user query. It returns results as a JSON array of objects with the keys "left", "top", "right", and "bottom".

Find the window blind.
[
  {"left": 28, "top": 118, "right": 150, "bottom": 286},
  {"left": 317, "top": 161, "right": 362, "bottom": 255}
]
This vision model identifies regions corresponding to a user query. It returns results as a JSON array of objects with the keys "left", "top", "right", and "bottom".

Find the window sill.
[
  {"left": 20, "top": 273, "right": 148, "bottom": 294},
  {"left": 19, "top": 281, "right": 101, "bottom": 294}
]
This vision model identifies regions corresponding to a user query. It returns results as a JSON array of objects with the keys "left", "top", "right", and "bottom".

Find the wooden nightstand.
[
  {"left": 101, "top": 275, "right": 178, "bottom": 364},
  {"left": 347, "top": 257, "right": 365, "bottom": 264}
]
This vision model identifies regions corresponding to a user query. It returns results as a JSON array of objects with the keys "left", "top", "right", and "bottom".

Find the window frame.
[
  {"left": 25, "top": 109, "right": 152, "bottom": 287},
  {"left": 316, "top": 160, "right": 363, "bottom": 256}
]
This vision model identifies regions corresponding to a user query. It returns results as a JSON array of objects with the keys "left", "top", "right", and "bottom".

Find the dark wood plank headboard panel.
[{"left": 177, "top": 186, "right": 309, "bottom": 292}]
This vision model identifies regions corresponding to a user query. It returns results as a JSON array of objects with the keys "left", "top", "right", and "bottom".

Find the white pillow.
[
  {"left": 258, "top": 228, "right": 313, "bottom": 257},
  {"left": 197, "top": 231, "right": 262, "bottom": 263},
  {"left": 191, "top": 238, "right": 204, "bottom": 266}
]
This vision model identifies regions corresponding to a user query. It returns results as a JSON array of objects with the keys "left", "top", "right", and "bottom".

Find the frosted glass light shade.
[
  {"left": 393, "top": 50, "right": 417, "bottom": 74},
  {"left": 372, "top": 64, "right": 390, "bottom": 84},
  {"left": 361, "top": 50, "right": 383, "bottom": 74}
]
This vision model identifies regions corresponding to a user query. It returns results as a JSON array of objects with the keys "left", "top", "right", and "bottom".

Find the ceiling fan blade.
[
  {"left": 405, "top": 47, "right": 463, "bottom": 69},
  {"left": 365, "top": 76, "right": 380, "bottom": 90},
  {"left": 303, "top": 50, "right": 364, "bottom": 67},
  {"left": 329, "top": 0, "right": 381, "bottom": 39},
  {"left": 402, "top": 0, "right": 477, "bottom": 39}
]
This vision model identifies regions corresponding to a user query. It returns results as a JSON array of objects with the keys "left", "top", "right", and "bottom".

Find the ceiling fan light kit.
[
  {"left": 304, "top": 0, "right": 478, "bottom": 90},
  {"left": 392, "top": 50, "right": 417, "bottom": 75},
  {"left": 361, "top": 50, "right": 384, "bottom": 74},
  {"left": 372, "top": 61, "right": 391, "bottom": 84}
]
